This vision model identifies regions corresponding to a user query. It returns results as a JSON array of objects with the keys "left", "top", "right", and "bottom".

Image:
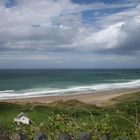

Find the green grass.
[{"left": 0, "top": 92, "right": 140, "bottom": 139}]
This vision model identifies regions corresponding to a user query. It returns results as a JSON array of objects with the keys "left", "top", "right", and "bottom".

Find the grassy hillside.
[{"left": 0, "top": 92, "right": 140, "bottom": 139}]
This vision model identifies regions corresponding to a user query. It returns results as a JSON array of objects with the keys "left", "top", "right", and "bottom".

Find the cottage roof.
[{"left": 16, "top": 112, "right": 28, "bottom": 119}]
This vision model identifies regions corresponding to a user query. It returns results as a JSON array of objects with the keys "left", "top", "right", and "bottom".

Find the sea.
[{"left": 0, "top": 69, "right": 140, "bottom": 99}]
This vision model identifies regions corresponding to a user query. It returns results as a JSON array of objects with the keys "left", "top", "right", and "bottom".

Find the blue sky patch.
[
  {"left": 71, "top": 0, "right": 124, "bottom": 4},
  {"left": 81, "top": 7, "right": 130, "bottom": 25},
  {"left": 5, "top": 0, "right": 17, "bottom": 8}
]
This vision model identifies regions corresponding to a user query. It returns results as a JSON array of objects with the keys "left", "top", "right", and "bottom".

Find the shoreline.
[{"left": 1, "top": 87, "right": 140, "bottom": 106}]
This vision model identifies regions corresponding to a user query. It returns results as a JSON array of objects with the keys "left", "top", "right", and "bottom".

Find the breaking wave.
[{"left": 0, "top": 79, "right": 140, "bottom": 99}]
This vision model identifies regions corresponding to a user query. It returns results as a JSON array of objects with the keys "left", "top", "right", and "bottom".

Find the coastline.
[{"left": 2, "top": 87, "right": 140, "bottom": 106}]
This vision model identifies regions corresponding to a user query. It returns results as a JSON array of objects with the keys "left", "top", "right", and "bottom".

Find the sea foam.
[{"left": 0, "top": 79, "right": 140, "bottom": 99}]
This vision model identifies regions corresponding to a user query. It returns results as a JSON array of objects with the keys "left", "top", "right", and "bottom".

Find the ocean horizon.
[{"left": 0, "top": 69, "right": 140, "bottom": 99}]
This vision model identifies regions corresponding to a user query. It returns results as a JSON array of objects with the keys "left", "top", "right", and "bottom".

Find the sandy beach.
[{"left": 2, "top": 88, "right": 140, "bottom": 106}]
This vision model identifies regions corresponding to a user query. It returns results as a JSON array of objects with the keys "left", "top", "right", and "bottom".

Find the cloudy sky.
[{"left": 0, "top": 0, "right": 140, "bottom": 68}]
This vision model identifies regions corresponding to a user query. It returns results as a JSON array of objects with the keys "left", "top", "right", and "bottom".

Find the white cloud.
[{"left": 0, "top": 0, "right": 140, "bottom": 68}]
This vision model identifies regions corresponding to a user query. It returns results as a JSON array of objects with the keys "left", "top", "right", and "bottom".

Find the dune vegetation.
[{"left": 0, "top": 92, "right": 140, "bottom": 139}]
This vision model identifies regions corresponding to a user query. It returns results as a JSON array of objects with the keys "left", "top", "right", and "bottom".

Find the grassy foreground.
[{"left": 0, "top": 91, "right": 140, "bottom": 139}]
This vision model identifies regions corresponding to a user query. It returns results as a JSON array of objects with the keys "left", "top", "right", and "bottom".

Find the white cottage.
[{"left": 14, "top": 112, "right": 30, "bottom": 125}]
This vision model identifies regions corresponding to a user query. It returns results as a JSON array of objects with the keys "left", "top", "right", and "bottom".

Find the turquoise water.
[{"left": 0, "top": 69, "right": 140, "bottom": 99}]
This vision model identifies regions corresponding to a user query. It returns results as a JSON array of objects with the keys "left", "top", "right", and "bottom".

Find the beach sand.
[{"left": 2, "top": 88, "right": 140, "bottom": 106}]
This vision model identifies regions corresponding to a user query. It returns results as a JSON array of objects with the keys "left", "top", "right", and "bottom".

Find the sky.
[{"left": 0, "top": 0, "right": 140, "bottom": 68}]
